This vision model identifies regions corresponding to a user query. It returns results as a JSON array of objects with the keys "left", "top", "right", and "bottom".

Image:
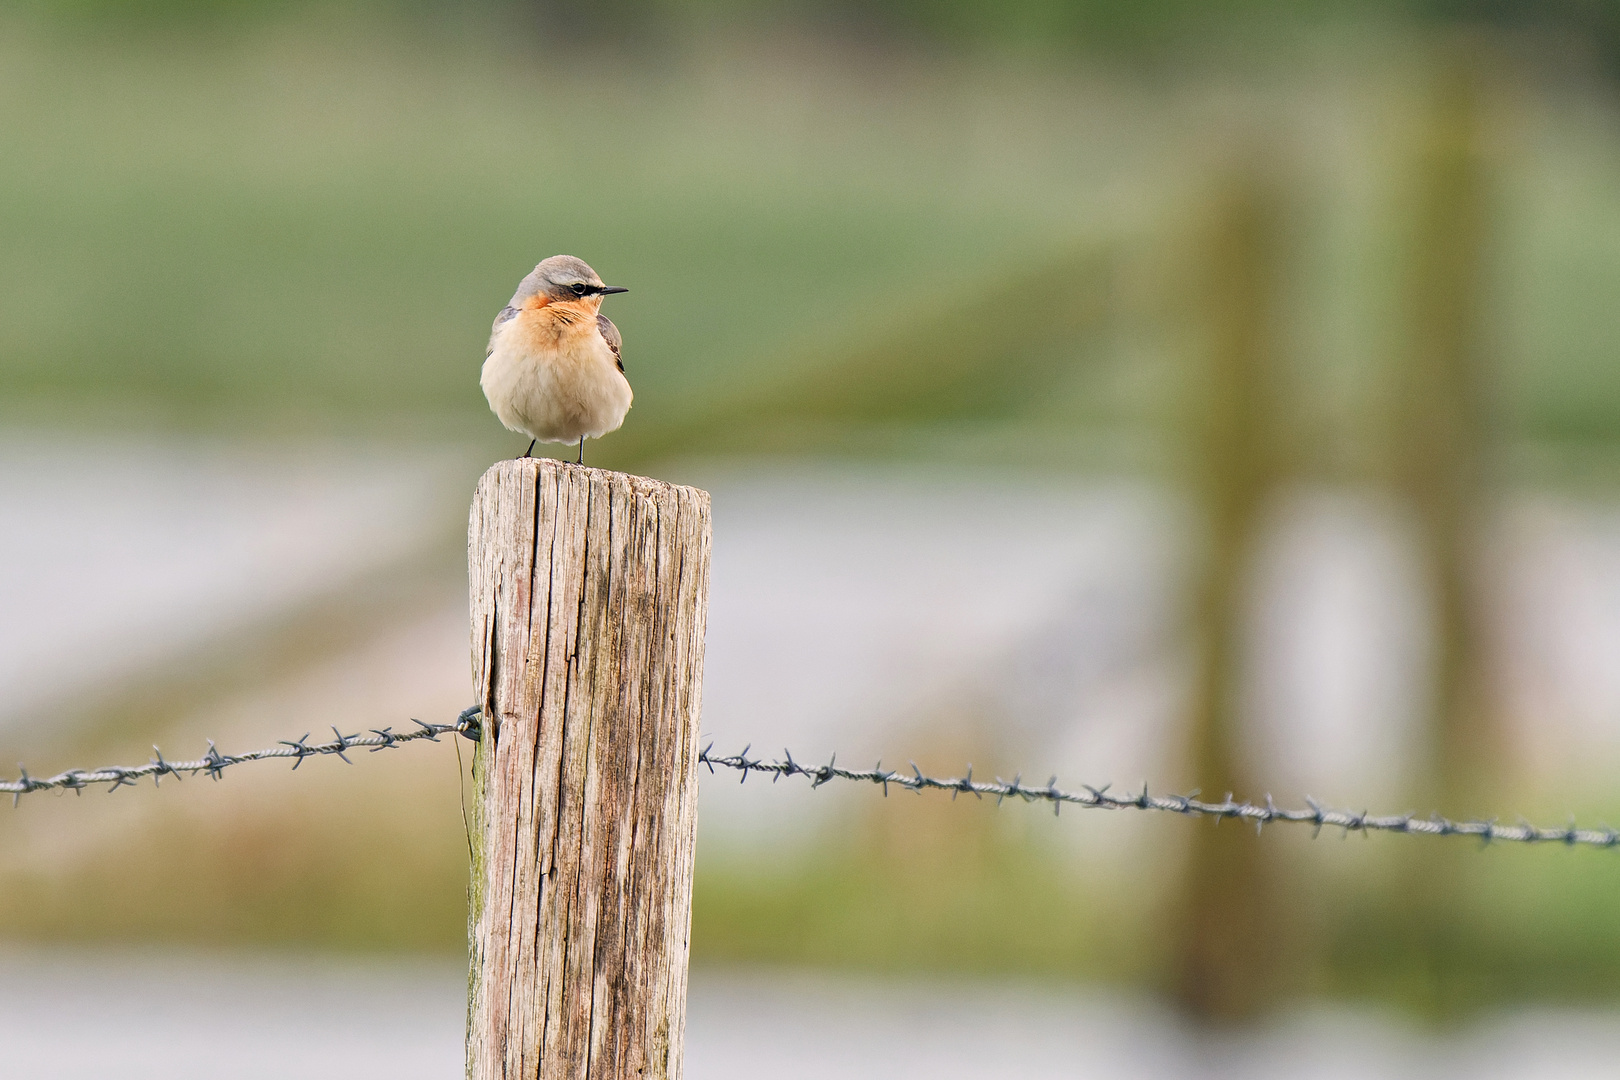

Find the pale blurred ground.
[
  {"left": 6, "top": 441, "right": 1620, "bottom": 837},
  {"left": 4, "top": 951, "right": 1620, "bottom": 1080},
  {"left": 0, "top": 431, "right": 472, "bottom": 733},
  {"left": 6, "top": 439, "right": 1620, "bottom": 1055}
]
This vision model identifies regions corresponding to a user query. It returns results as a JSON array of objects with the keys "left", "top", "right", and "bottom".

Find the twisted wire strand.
[
  {"left": 696, "top": 744, "right": 1620, "bottom": 850},
  {"left": 4, "top": 705, "right": 1611, "bottom": 850},
  {"left": 0, "top": 707, "right": 482, "bottom": 803}
]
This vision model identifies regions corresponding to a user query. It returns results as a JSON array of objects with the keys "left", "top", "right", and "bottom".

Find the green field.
[
  {"left": 0, "top": 15, "right": 1148, "bottom": 451},
  {"left": 6, "top": 15, "right": 1620, "bottom": 474}
]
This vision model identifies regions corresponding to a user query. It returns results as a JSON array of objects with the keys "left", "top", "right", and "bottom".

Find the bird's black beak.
[{"left": 597, "top": 285, "right": 629, "bottom": 295}]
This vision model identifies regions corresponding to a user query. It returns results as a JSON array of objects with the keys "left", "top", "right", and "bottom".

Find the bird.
[{"left": 481, "top": 255, "right": 632, "bottom": 465}]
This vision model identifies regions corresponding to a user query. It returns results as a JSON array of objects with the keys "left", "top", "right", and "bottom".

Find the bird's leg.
[
  {"left": 523, "top": 439, "right": 536, "bottom": 459},
  {"left": 577, "top": 436, "right": 585, "bottom": 465}
]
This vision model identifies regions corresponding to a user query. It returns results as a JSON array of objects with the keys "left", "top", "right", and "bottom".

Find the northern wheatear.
[{"left": 481, "top": 255, "right": 632, "bottom": 464}]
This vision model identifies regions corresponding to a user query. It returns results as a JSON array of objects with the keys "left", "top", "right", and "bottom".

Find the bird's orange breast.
[{"left": 512, "top": 299, "right": 600, "bottom": 355}]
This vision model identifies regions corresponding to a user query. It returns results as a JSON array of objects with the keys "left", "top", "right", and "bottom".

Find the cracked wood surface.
[{"left": 468, "top": 458, "right": 710, "bottom": 1080}]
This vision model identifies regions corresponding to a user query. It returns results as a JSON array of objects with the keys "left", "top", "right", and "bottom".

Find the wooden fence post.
[{"left": 466, "top": 458, "right": 711, "bottom": 1080}]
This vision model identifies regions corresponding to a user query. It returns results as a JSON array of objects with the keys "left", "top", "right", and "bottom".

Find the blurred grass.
[
  {"left": 7, "top": 13, "right": 1620, "bottom": 471},
  {"left": 1322, "top": 836, "right": 1620, "bottom": 1018},
  {"left": 0, "top": 787, "right": 470, "bottom": 950},
  {"left": 16, "top": 736, "right": 1620, "bottom": 1025},
  {"left": 693, "top": 839, "right": 1130, "bottom": 980},
  {"left": 0, "top": 12, "right": 1141, "bottom": 449},
  {"left": 691, "top": 787, "right": 1620, "bottom": 1019},
  {"left": 609, "top": 240, "right": 1125, "bottom": 462}
]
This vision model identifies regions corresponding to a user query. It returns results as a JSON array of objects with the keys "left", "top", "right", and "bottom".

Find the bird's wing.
[
  {"left": 597, "top": 313, "right": 624, "bottom": 373},
  {"left": 486, "top": 305, "right": 519, "bottom": 358}
]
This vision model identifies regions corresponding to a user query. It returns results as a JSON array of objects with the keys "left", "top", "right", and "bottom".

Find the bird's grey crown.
[{"left": 509, "top": 254, "right": 604, "bottom": 305}]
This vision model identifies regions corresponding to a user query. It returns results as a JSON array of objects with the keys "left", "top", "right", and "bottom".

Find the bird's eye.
[{"left": 571, "top": 282, "right": 588, "bottom": 296}]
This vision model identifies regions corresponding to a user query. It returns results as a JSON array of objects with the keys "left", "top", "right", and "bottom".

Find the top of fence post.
[{"left": 466, "top": 457, "right": 711, "bottom": 1080}]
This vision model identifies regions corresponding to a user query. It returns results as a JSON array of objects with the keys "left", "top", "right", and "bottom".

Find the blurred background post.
[
  {"left": 1170, "top": 152, "right": 1295, "bottom": 1025},
  {"left": 1388, "top": 36, "right": 1501, "bottom": 1021},
  {"left": 1397, "top": 37, "right": 1498, "bottom": 828}
]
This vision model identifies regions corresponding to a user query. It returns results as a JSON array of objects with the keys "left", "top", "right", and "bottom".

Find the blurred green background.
[{"left": 8, "top": 0, "right": 1620, "bottom": 1033}]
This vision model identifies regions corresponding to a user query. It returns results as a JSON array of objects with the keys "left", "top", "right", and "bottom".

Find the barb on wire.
[
  {"left": 1, "top": 707, "right": 483, "bottom": 802},
  {"left": 7, "top": 705, "right": 1613, "bottom": 853},
  {"left": 697, "top": 744, "right": 1620, "bottom": 851}
]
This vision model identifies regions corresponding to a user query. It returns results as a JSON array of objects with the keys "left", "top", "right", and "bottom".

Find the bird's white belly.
[{"left": 481, "top": 329, "right": 633, "bottom": 443}]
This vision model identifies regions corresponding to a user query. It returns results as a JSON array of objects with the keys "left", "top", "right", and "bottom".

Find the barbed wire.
[
  {"left": 697, "top": 744, "right": 1620, "bottom": 850},
  {"left": 5, "top": 706, "right": 1612, "bottom": 851},
  {"left": 0, "top": 707, "right": 482, "bottom": 803}
]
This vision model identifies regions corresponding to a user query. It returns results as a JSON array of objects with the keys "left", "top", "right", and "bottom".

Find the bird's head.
[{"left": 512, "top": 255, "right": 629, "bottom": 310}]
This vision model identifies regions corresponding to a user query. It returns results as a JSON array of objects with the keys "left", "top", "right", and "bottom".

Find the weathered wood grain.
[{"left": 467, "top": 458, "right": 711, "bottom": 1080}]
